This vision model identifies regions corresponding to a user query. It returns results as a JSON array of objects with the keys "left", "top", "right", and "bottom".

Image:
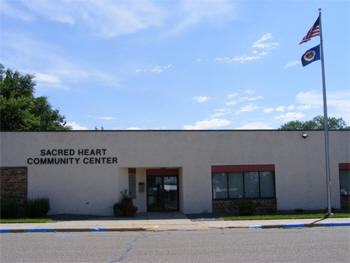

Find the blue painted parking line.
[
  {"left": 26, "top": 228, "right": 55, "bottom": 232},
  {"left": 90, "top": 228, "right": 107, "bottom": 231},
  {"left": 248, "top": 225, "right": 262, "bottom": 228},
  {"left": 322, "top": 222, "right": 350, "bottom": 227},
  {"left": 282, "top": 224, "right": 306, "bottom": 228}
]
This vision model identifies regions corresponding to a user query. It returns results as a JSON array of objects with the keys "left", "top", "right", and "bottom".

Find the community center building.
[{"left": 0, "top": 130, "right": 349, "bottom": 216}]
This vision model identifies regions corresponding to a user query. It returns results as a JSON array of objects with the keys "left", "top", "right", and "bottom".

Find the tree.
[
  {"left": 279, "top": 115, "right": 349, "bottom": 130},
  {"left": 0, "top": 64, "right": 70, "bottom": 131}
]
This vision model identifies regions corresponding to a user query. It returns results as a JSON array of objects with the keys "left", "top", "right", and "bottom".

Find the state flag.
[{"left": 301, "top": 45, "right": 320, "bottom": 66}]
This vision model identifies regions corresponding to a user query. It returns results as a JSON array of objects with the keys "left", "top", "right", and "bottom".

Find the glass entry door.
[{"left": 147, "top": 175, "right": 179, "bottom": 211}]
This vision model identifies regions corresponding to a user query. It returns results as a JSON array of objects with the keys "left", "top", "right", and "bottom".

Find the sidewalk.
[{"left": 1, "top": 212, "right": 350, "bottom": 233}]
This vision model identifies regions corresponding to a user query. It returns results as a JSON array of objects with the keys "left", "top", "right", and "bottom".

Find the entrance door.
[{"left": 147, "top": 175, "right": 179, "bottom": 211}]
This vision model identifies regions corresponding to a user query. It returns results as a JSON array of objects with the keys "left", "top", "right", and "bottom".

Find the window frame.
[
  {"left": 339, "top": 163, "right": 350, "bottom": 196},
  {"left": 128, "top": 168, "right": 136, "bottom": 199},
  {"left": 212, "top": 169, "right": 276, "bottom": 200}
]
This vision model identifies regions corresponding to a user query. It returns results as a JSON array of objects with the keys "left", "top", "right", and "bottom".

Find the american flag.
[{"left": 299, "top": 16, "right": 320, "bottom": 44}]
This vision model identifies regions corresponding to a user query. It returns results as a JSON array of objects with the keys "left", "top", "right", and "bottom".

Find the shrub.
[
  {"left": 237, "top": 199, "right": 255, "bottom": 216},
  {"left": 126, "top": 205, "right": 138, "bottom": 217},
  {"left": 0, "top": 200, "right": 20, "bottom": 219},
  {"left": 113, "top": 190, "right": 138, "bottom": 217},
  {"left": 113, "top": 203, "right": 124, "bottom": 217},
  {"left": 25, "top": 198, "right": 50, "bottom": 218},
  {"left": 120, "top": 190, "right": 133, "bottom": 213}
]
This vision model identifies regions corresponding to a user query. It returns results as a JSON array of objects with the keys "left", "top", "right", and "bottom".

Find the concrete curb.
[
  {"left": 1, "top": 222, "right": 349, "bottom": 233},
  {"left": 0, "top": 226, "right": 159, "bottom": 233},
  {"left": 205, "top": 222, "right": 350, "bottom": 229}
]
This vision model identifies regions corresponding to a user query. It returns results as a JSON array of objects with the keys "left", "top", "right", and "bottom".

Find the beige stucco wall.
[{"left": 0, "top": 131, "right": 349, "bottom": 215}]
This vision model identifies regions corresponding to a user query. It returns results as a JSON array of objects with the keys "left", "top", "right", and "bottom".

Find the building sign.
[{"left": 27, "top": 148, "right": 118, "bottom": 165}]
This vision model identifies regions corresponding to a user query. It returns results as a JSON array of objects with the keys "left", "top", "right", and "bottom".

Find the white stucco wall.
[{"left": 0, "top": 130, "right": 349, "bottom": 215}]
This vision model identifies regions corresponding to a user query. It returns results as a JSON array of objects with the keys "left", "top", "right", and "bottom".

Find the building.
[{"left": 0, "top": 130, "right": 349, "bottom": 215}]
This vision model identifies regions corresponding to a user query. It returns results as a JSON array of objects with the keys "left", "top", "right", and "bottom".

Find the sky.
[{"left": 1, "top": 0, "right": 349, "bottom": 130}]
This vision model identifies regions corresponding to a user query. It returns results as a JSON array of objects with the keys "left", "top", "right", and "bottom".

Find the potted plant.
[
  {"left": 113, "top": 202, "right": 124, "bottom": 217},
  {"left": 113, "top": 190, "right": 138, "bottom": 217},
  {"left": 126, "top": 205, "right": 138, "bottom": 217}
]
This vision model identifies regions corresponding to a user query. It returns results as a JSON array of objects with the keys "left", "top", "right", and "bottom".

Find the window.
[
  {"left": 128, "top": 169, "right": 136, "bottom": 199},
  {"left": 339, "top": 170, "right": 350, "bottom": 196},
  {"left": 211, "top": 165, "right": 275, "bottom": 200},
  {"left": 244, "top": 172, "right": 259, "bottom": 198},
  {"left": 212, "top": 173, "right": 228, "bottom": 199},
  {"left": 260, "top": 171, "right": 275, "bottom": 198},
  {"left": 228, "top": 173, "right": 243, "bottom": 198}
]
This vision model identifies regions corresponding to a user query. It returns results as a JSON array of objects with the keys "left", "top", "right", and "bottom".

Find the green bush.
[
  {"left": 0, "top": 200, "right": 20, "bottom": 219},
  {"left": 113, "top": 190, "right": 138, "bottom": 217},
  {"left": 113, "top": 203, "right": 124, "bottom": 217},
  {"left": 237, "top": 199, "right": 255, "bottom": 216},
  {"left": 126, "top": 205, "right": 138, "bottom": 217},
  {"left": 25, "top": 198, "right": 50, "bottom": 218},
  {"left": 120, "top": 190, "right": 133, "bottom": 212}
]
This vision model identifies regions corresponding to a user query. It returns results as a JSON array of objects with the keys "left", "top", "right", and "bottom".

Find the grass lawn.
[
  {"left": 0, "top": 218, "right": 52, "bottom": 223},
  {"left": 221, "top": 212, "right": 350, "bottom": 221}
]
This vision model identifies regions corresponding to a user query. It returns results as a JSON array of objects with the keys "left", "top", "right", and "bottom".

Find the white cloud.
[
  {"left": 232, "top": 55, "right": 261, "bottom": 64},
  {"left": 193, "top": 96, "right": 208, "bottom": 103},
  {"left": 32, "top": 72, "right": 70, "bottom": 90},
  {"left": 1, "top": 32, "right": 120, "bottom": 89},
  {"left": 168, "top": 0, "right": 236, "bottom": 35},
  {"left": 0, "top": 0, "right": 34, "bottom": 21},
  {"left": 136, "top": 64, "right": 172, "bottom": 74},
  {"left": 264, "top": 105, "right": 294, "bottom": 113},
  {"left": 296, "top": 90, "right": 322, "bottom": 107},
  {"left": 236, "top": 122, "right": 273, "bottom": 130},
  {"left": 151, "top": 64, "right": 172, "bottom": 73},
  {"left": 153, "top": 126, "right": 168, "bottom": 130},
  {"left": 297, "top": 104, "right": 311, "bottom": 110},
  {"left": 211, "top": 112, "right": 225, "bottom": 118},
  {"left": 285, "top": 61, "right": 300, "bottom": 69},
  {"left": 67, "top": 122, "right": 88, "bottom": 130},
  {"left": 2, "top": 0, "right": 238, "bottom": 38},
  {"left": 184, "top": 118, "right": 231, "bottom": 129},
  {"left": 275, "top": 112, "right": 305, "bottom": 122},
  {"left": 225, "top": 101, "right": 237, "bottom": 106},
  {"left": 245, "top": 89, "right": 254, "bottom": 94},
  {"left": 126, "top": 127, "right": 142, "bottom": 130},
  {"left": 252, "top": 33, "right": 280, "bottom": 50},
  {"left": 226, "top": 94, "right": 263, "bottom": 106},
  {"left": 227, "top": 93, "right": 238, "bottom": 98},
  {"left": 196, "top": 58, "right": 202, "bottom": 62},
  {"left": 236, "top": 104, "right": 259, "bottom": 114},
  {"left": 35, "top": 73, "right": 60, "bottom": 84},
  {"left": 88, "top": 115, "right": 117, "bottom": 121},
  {"left": 216, "top": 33, "right": 278, "bottom": 64},
  {"left": 10, "top": 0, "right": 166, "bottom": 38},
  {"left": 245, "top": 96, "right": 263, "bottom": 101},
  {"left": 264, "top": 108, "right": 274, "bottom": 113},
  {"left": 276, "top": 106, "right": 285, "bottom": 112},
  {"left": 296, "top": 90, "right": 350, "bottom": 122}
]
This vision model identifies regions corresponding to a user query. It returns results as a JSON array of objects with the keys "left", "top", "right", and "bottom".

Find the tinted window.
[
  {"left": 212, "top": 173, "right": 228, "bottom": 199},
  {"left": 244, "top": 172, "right": 259, "bottom": 198}
]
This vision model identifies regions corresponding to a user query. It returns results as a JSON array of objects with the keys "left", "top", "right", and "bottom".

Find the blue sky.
[{"left": 1, "top": 0, "right": 349, "bottom": 130}]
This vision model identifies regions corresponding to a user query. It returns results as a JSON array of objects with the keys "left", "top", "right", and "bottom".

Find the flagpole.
[{"left": 318, "top": 8, "right": 332, "bottom": 215}]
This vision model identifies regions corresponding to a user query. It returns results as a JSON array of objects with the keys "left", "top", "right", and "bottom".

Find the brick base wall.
[
  {"left": 0, "top": 167, "right": 27, "bottom": 204},
  {"left": 341, "top": 196, "right": 350, "bottom": 211},
  {"left": 213, "top": 198, "right": 277, "bottom": 215}
]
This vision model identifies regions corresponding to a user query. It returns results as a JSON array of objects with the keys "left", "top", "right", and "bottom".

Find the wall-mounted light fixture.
[{"left": 301, "top": 132, "right": 309, "bottom": 139}]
